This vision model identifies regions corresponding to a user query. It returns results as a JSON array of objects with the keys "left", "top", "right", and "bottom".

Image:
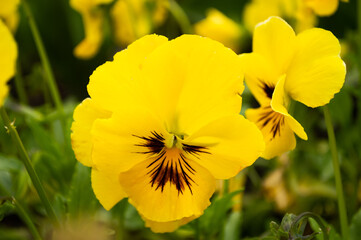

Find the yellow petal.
[
  {"left": 87, "top": 34, "right": 168, "bottom": 112},
  {"left": 246, "top": 106, "right": 296, "bottom": 159},
  {"left": 253, "top": 16, "right": 296, "bottom": 76},
  {"left": 194, "top": 8, "right": 243, "bottom": 52},
  {"left": 285, "top": 28, "right": 346, "bottom": 108},
  {"left": 70, "top": 0, "right": 114, "bottom": 59},
  {"left": 73, "top": 10, "right": 104, "bottom": 59},
  {"left": 71, "top": 98, "right": 111, "bottom": 167},
  {"left": 119, "top": 158, "right": 215, "bottom": 222},
  {"left": 243, "top": 0, "right": 281, "bottom": 33},
  {"left": 0, "top": 20, "right": 17, "bottom": 106},
  {"left": 111, "top": 0, "right": 152, "bottom": 46},
  {"left": 70, "top": 0, "right": 113, "bottom": 11},
  {"left": 142, "top": 214, "right": 198, "bottom": 233},
  {"left": 304, "top": 0, "right": 338, "bottom": 16},
  {"left": 184, "top": 115, "right": 264, "bottom": 179},
  {"left": 91, "top": 168, "right": 127, "bottom": 210},
  {"left": 91, "top": 106, "right": 168, "bottom": 176},
  {"left": 139, "top": 35, "right": 244, "bottom": 136},
  {"left": 240, "top": 53, "right": 279, "bottom": 106},
  {"left": 271, "top": 75, "right": 308, "bottom": 140}
]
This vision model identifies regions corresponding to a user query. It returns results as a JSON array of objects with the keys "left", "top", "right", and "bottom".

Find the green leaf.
[
  {"left": 67, "top": 162, "right": 97, "bottom": 219},
  {"left": 200, "top": 190, "right": 242, "bottom": 237},
  {"left": 0, "top": 200, "right": 15, "bottom": 222},
  {"left": 0, "top": 155, "right": 22, "bottom": 172},
  {"left": 124, "top": 203, "right": 144, "bottom": 230},
  {"left": 309, "top": 218, "right": 341, "bottom": 240},
  {"left": 223, "top": 211, "right": 241, "bottom": 240},
  {"left": 349, "top": 207, "right": 361, "bottom": 240}
]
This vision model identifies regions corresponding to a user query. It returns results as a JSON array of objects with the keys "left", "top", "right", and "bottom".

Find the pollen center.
[{"left": 133, "top": 131, "right": 209, "bottom": 194}]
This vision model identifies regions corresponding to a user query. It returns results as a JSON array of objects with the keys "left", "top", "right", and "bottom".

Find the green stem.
[
  {"left": 168, "top": 0, "right": 193, "bottom": 34},
  {"left": 358, "top": 0, "right": 361, "bottom": 52},
  {"left": 0, "top": 184, "right": 42, "bottom": 240},
  {"left": 0, "top": 107, "right": 60, "bottom": 227},
  {"left": 21, "top": 0, "right": 63, "bottom": 115},
  {"left": 195, "top": 218, "right": 200, "bottom": 240},
  {"left": 114, "top": 199, "right": 127, "bottom": 240},
  {"left": 323, "top": 106, "right": 348, "bottom": 240},
  {"left": 358, "top": 0, "right": 361, "bottom": 111},
  {"left": 14, "top": 62, "right": 28, "bottom": 105},
  {"left": 12, "top": 197, "right": 43, "bottom": 240},
  {"left": 223, "top": 179, "right": 229, "bottom": 195}
]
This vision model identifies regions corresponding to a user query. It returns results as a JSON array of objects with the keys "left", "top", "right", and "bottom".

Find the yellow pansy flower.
[
  {"left": 71, "top": 34, "right": 264, "bottom": 232},
  {"left": 241, "top": 17, "right": 345, "bottom": 159},
  {"left": 0, "top": 20, "right": 17, "bottom": 107},
  {"left": 194, "top": 8, "right": 243, "bottom": 53},
  {"left": 0, "top": 0, "right": 20, "bottom": 32},
  {"left": 111, "top": 0, "right": 167, "bottom": 46},
  {"left": 304, "top": 0, "right": 348, "bottom": 16},
  {"left": 243, "top": 0, "right": 316, "bottom": 33},
  {"left": 70, "top": 0, "right": 113, "bottom": 59}
]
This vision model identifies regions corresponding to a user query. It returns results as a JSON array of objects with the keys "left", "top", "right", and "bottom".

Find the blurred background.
[{"left": 1, "top": 0, "right": 360, "bottom": 239}]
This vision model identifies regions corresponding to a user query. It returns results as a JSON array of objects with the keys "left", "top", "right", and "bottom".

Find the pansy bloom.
[
  {"left": 240, "top": 17, "right": 345, "bottom": 159},
  {"left": 243, "top": 0, "right": 316, "bottom": 34},
  {"left": 70, "top": 0, "right": 113, "bottom": 59},
  {"left": 0, "top": 0, "right": 20, "bottom": 32},
  {"left": 111, "top": 0, "right": 167, "bottom": 46},
  {"left": 304, "top": 0, "right": 348, "bottom": 16},
  {"left": 194, "top": 8, "right": 243, "bottom": 53},
  {"left": 0, "top": 20, "right": 17, "bottom": 106},
  {"left": 71, "top": 34, "right": 264, "bottom": 232}
]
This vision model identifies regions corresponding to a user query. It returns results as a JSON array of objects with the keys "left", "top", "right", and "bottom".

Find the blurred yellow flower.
[
  {"left": 241, "top": 17, "right": 345, "bottom": 159},
  {"left": 111, "top": 0, "right": 167, "bottom": 46},
  {"left": 52, "top": 219, "right": 111, "bottom": 240},
  {"left": 243, "top": 0, "right": 316, "bottom": 33},
  {"left": 263, "top": 154, "right": 294, "bottom": 211},
  {"left": 70, "top": 0, "right": 113, "bottom": 59},
  {"left": 304, "top": 0, "right": 348, "bottom": 16},
  {"left": 194, "top": 8, "right": 243, "bottom": 53},
  {"left": 71, "top": 34, "right": 264, "bottom": 232},
  {"left": 0, "top": 0, "right": 20, "bottom": 32},
  {"left": 0, "top": 20, "right": 17, "bottom": 107}
]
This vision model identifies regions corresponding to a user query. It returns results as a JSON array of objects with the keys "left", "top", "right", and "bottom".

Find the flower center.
[{"left": 133, "top": 131, "right": 209, "bottom": 194}]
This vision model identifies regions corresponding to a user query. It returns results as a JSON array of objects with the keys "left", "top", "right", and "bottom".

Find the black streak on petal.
[
  {"left": 257, "top": 106, "right": 284, "bottom": 140},
  {"left": 133, "top": 132, "right": 209, "bottom": 195}
]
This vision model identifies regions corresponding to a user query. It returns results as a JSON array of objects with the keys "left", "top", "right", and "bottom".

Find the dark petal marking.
[
  {"left": 257, "top": 80, "right": 275, "bottom": 99},
  {"left": 257, "top": 106, "right": 284, "bottom": 140},
  {"left": 133, "top": 132, "right": 209, "bottom": 195}
]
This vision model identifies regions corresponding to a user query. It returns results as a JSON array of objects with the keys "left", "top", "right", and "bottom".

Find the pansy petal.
[
  {"left": 304, "top": 0, "right": 338, "bottom": 16},
  {"left": 73, "top": 10, "right": 104, "bottom": 59},
  {"left": 91, "top": 105, "right": 168, "bottom": 176},
  {"left": 91, "top": 168, "right": 127, "bottom": 210},
  {"left": 142, "top": 214, "right": 198, "bottom": 233},
  {"left": 87, "top": 34, "right": 168, "bottom": 112},
  {"left": 0, "top": 20, "right": 17, "bottom": 106},
  {"left": 253, "top": 16, "right": 296, "bottom": 75},
  {"left": 119, "top": 158, "right": 215, "bottom": 222},
  {"left": 285, "top": 28, "right": 346, "bottom": 108},
  {"left": 246, "top": 107, "right": 296, "bottom": 159},
  {"left": 71, "top": 98, "right": 111, "bottom": 167},
  {"left": 271, "top": 76, "right": 308, "bottom": 140},
  {"left": 184, "top": 115, "right": 264, "bottom": 179},
  {"left": 139, "top": 35, "right": 244, "bottom": 135},
  {"left": 194, "top": 8, "right": 243, "bottom": 52},
  {"left": 240, "top": 53, "right": 279, "bottom": 106},
  {"left": 111, "top": 0, "right": 152, "bottom": 46}
]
